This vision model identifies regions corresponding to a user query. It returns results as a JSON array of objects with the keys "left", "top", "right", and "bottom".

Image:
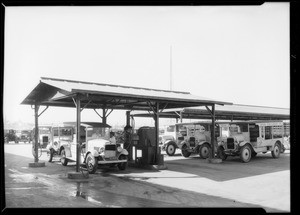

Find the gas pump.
[{"left": 133, "top": 126, "right": 156, "bottom": 165}]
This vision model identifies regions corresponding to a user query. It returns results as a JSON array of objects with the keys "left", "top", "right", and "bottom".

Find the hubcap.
[
  {"left": 202, "top": 147, "right": 208, "bottom": 156},
  {"left": 87, "top": 157, "right": 94, "bottom": 170},
  {"left": 168, "top": 145, "right": 174, "bottom": 154},
  {"left": 275, "top": 146, "right": 279, "bottom": 155},
  {"left": 242, "top": 148, "right": 250, "bottom": 160}
]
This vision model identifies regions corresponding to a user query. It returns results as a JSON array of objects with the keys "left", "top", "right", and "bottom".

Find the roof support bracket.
[
  {"left": 205, "top": 105, "right": 213, "bottom": 117},
  {"left": 72, "top": 97, "right": 77, "bottom": 108},
  {"left": 81, "top": 100, "right": 92, "bottom": 112},
  {"left": 159, "top": 103, "right": 169, "bottom": 113},
  {"left": 38, "top": 106, "right": 49, "bottom": 117},
  {"left": 93, "top": 109, "right": 103, "bottom": 119}
]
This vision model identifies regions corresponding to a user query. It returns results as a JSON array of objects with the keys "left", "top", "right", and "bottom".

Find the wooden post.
[
  {"left": 211, "top": 104, "right": 216, "bottom": 159},
  {"left": 126, "top": 111, "right": 130, "bottom": 127},
  {"left": 154, "top": 102, "right": 160, "bottom": 164},
  {"left": 102, "top": 108, "right": 107, "bottom": 124},
  {"left": 76, "top": 97, "right": 81, "bottom": 172},
  {"left": 34, "top": 103, "right": 39, "bottom": 163}
]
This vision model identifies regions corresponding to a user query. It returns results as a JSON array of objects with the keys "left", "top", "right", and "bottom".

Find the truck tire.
[
  {"left": 60, "top": 148, "right": 69, "bottom": 166},
  {"left": 251, "top": 152, "right": 257, "bottom": 158},
  {"left": 48, "top": 148, "right": 54, "bottom": 162},
  {"left": 166, "top": 143, "right": 176, "bottom": 156},
  {"left": 199, "top": 143, "right": 210, "bottom": 159},
  {"left": 117, "top": 155, "right": 128, "bottom": 170},
  {"left": 85, "top": 153, "right": 98, "bottom": 174},
  {"left": 271, "top": 142, "right": 281, "bottom": 158},
  {"left": 240, "top": 144, "right": 252, "bottom": 163},
  {"left": 181, "top": 145, "right": 191, "bottom": 158},
  {"left": 217, "top": 146, "right": 227, "bottom": 161}
]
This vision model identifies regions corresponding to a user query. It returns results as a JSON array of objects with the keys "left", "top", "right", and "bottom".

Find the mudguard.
[
  {"left": 218, "top": 141, "right": 225, "bottom": 147},
  {"left": 178, "top": 141, "right": 188, "bottom": 149},
  {"left": 198, "top": 141, "right": 210, "bottom": 146},
  {"left": 165, "top": 140, "right": 177, "bottom": 148},
  {"left": 120, "top": 148, "right": 129, "bottom": 156},
  {"left": 61, "top": 145, "right": 71, "bottom": 157},
  {"left": 91, "top": 150, "right": 100, "bottom": 157},
  {"left": 239, "top": 141, "right": 250, "bottom": 148}
]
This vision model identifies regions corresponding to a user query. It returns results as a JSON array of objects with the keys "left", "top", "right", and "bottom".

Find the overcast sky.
[{"left": 3, "top": 3, "right": 290, "bottom": 127}]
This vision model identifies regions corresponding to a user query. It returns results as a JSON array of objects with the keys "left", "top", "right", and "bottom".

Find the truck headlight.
[
  {"left": 99, "top": 147, "right": 104, "bottom": 154},
  {"left": 117, "top": 146, "right": 122, "bottom": 152}
]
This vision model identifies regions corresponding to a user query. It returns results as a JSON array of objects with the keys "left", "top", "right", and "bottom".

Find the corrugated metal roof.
[
  {"left": 131, "top": 104, "right": 290, "bottom": 121},
  {"left": 21, "top": 77, "right": 232, "bottom": 110}
]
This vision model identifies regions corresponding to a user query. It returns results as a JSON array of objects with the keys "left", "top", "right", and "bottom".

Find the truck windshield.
[{"left": 87, "top": 127, "right": 110, "bottom": 140}]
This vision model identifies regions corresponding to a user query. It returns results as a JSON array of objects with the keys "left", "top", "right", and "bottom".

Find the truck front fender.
[
  {"left": 60, "top": 145, "right": 71, "bottom": 157},
  {"left": 239, "top": 141, "right": 251, "bottom": 148},
  {"left": 120, "top": 149, "right": 128, "bottom": 155}
]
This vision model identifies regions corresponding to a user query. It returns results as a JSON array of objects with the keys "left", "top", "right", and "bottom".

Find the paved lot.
[{"left": 3, "top": 143, "right": 290, "bottom": 212}]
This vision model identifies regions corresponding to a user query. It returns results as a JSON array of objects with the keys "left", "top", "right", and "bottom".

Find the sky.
[{"left": 3, "top": 3, "right": 290, "bottom": 128}]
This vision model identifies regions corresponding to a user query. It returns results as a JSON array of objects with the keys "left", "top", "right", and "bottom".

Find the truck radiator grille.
[
  {"left": 42, "top": 136, "right": 49, "bottom": 143},
  {"left": 227, "top": 138, "right": 235, "bottom": 149},
  {"left": 105, "top": 144, "right": 116, "bottom": 151}
]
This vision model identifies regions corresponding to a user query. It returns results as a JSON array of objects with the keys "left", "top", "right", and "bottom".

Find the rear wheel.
[
  {"left": 85, "top": 153, "right": 98, "bottom": 174},
  {"left": 60, "top": 148, "right": 68, "bottom": 166},
  {"left": 199, "top": 143, "right": 210, "bottom": 159},
  {"left": 117, "top": 155, "right": 128, "bottom": 170},
  {"left": 217, "top": 146, "right": 227, "bottom": 161},
  {"left": 280, "top": 143, "right": 286, "bottom": 153},
  {"left": 48, "top": 148, "right": 54, "bottom": 162},
  {"left": 240, "top": 145, "right": 252, "bottom": 163},
  {"left": 166, "top": 143, "right": 176, "bottom": 156},
  {"left": 271, "top": 142, "right": 281, "bottom": 158},
  {"left": 251, "top": 152, "right": 257, "bottom": 158},
  {"left": 181, "top": 145, "right": 191, "bottom": 158}
]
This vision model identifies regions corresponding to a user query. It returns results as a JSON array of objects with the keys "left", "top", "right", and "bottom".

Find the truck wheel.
[
  {"left": 199, "top": 143, "right": 210, "bottom": 159},
  {"left": 181, "top": 145, "right": 191, "bottom": 158},
  {"left": 117, "top": 155, "right": 128, "bottom": 170},
  {"left": 251, "top": 152, "right": 257, "bottom": 158},
  {"left": 48, "top": 148, "right": 54, "bottom": 162},
  {"left": 60, "top": 149, "right": 68, "bottom": 166},
  {"left": 280, "top": 143, "right": 286, "bottom": 153},
  {"left": 166, "top": 143, "right": 176, "bottom": 156},
  {"left": 271, "top": 142, "right": 281, "bottom": 158},
  {"left": 86, "top": 153, "right": 98, "bottom": 174},
  {"left": 240, "top": 145, "right": 252, "bottom": 163},
  {"left": 217, "top": 146, "right": 227, "bottom": 161}
]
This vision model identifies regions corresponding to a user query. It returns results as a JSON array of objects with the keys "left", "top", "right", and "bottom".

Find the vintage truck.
[
  {"left": 48, "top": 122, "right": 128, "bottom": 174},
  {"left": 217, "top": 120, "right": 285, "bottom": 162},
  {"left": 162, "top": 121, "right": 220, "bottom": 159}
]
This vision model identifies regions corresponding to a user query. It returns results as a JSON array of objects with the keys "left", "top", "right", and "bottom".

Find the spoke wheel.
[
  {"left": 117, "top": 155, "right": 128, "bottom": 170},
  {"left": 199, "top": 143, "right": 210, "bottom": 159},
  {"left": 217, "top": 146, "right": 227, "bottom": 161},
  {"left": 271, "top": 142, "right": 281, "bottom": 158},
  {"left": 166, "top": 143, "right": 176, "bottom": 156},
  {"left": 48, "top": 148, "right": 54, "bottom": 162},
  {"left": 240, "top": 145, "right": 252, "bottom": 163},
  {"left": 86, "top": 153, "right": 98, "bottom": 174},
  {"left": 60, "top": 149, "right": 68, "bottom": 166},
  {"left": 181, "top": 145, "right": 191, "bottom": 158}
]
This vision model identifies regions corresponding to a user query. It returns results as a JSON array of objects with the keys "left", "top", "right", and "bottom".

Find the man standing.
[{"left": 122, "top": 125, "right": 133, "bottom": 161}]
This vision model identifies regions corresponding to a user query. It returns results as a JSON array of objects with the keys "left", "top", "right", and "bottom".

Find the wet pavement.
[{"left": 3, "top": 143, "right": 290, "bottom": 212}]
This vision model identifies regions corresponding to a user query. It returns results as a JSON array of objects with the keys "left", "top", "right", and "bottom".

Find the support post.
[
  {"left": 76, "top": 97, "right": 81, "bottom": 172},
  {"left": 180, "top": 111, "right": 183, "bottom": 123},
  {"left": 34, "top": 103, "right": 39, "bottom": 163},
  {"left": 211, "top": 104, "right": 216, "bottom": 159},
  {"left": 102, "top": 108, "right": 107, "bottom": 124},
  {"left": 154, "top": 103, "right": 160, "bottom": 164},
  {"left": 126, "top": 111, "right": 131, "bottom": 127}
]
